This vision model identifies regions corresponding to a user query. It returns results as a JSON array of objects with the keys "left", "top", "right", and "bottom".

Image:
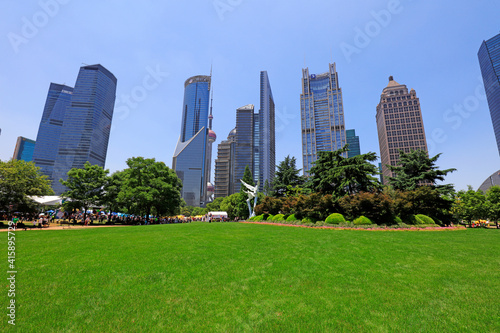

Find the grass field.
[{"left": 3, "top": 223, "right": 499, "bottom": 332}]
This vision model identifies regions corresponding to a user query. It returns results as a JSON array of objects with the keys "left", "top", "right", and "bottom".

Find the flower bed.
[{"left": 241, "top": 221, "right": 465, "bottom": 231}]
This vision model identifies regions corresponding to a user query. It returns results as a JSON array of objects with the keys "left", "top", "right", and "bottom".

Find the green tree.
[
  {"left": 272, "top": 155, "right": 304, "bottom": 197},
  {"left": 102, "top": 170, "right": 126, "bottom": 215},
  {"left": 0, "top": 159, "right": 54, "bottom": 213},
  {"left": 118, "top": 157, "right": 182, "bottom": 220},
  {"left": 451, "top": 186, "right": 487, "bottom": 225},
  {"left": 486, "top": 185, "right": 500, "bottom": 225},
  {"left": 206, "top": 197, "right": 224, "bottom": 212},
  {"left": 263, "top": 179, "right": 272, "bottom": 196},
  {"left": 309, "top": 145, "right": 381, "bottom": 197},
  {"left": 387, "top": 150, "right": 456, "bottom": 192},
  {"left": 60, "top": 162, "right": 109, "bottom": 222}
]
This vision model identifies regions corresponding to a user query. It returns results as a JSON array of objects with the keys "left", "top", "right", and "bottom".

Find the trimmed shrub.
[
  {"left": 338, "top": 192, "right": 394, "bottom": 225},
  {"left": 394, "top": 216, "right": 403, "bottom": 224},
  {"left": 286, "top": 214, "right": 298, "bottom": 222},
  {"left": 353, "top": 216, "right": 372, "bottom": 225},
  {"left": 416, "top": 214, "right": 435, "bottom": 225},
  {"left": 253, "top": 214, "right": 264, "bottom": 222},
  {"left": 301, "top": 217, "right": 317, "bottom": 224},
  {"left": 406, "top": 214, "right": 424, "bottom": 225},
  {"left": 325, "top": 213, "right": 346, "bottom": 224},
  {"left": 266, "top": 214, "right": 274, "bottom": 221},
  {"left": 273, "top": 214, "right": 285, "bottom": 222}
]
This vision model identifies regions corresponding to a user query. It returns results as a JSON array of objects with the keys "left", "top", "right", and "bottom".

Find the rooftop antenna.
[{"left": 209, "top": 63, "right": 214, "bottom": 130}]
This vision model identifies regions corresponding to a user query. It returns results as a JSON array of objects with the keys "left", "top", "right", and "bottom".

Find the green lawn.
[{"left": 3, "top": 223, "right": 499, "bottom": 332}]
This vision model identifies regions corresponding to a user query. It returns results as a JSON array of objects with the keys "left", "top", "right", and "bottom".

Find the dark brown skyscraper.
[{"left": 376, "top": 76, "right": 428, "bottom": 183}]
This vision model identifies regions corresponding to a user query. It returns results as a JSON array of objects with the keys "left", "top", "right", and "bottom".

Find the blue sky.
[{"left": 1, "top": 0, "right": 499, "bottom": 191}]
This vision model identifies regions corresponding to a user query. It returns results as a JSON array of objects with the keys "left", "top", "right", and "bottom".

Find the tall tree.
[
  {"left": 118, "top": 157, "right": 182, "bottom": 219},
  {"left": 451, "top": 186, "right": 487, "bottom": 224},
  {"left": 486, "top": 185, "right": 500, "bottom": 225},
  {"left": 0, "top": 159, "right": 54, "bottom": 213},
  {"left": 60, "top": 162, "right": 109, "bottom": 222},
  {"left": 272, "top": 155, "right": 304, "bottom": 197},
  {"left": 387, "top": 149, "right": 456, "bottom": 192},
  {"left": 309, "top": 145, "right": 381, "bottom": 197}
]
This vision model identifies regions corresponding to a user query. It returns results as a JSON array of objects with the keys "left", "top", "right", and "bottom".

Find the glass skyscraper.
[
  {"left": 259, "top": 71, "right": 275, "bottom": 190},
  {"left": 346, "top": 129, "right": 360, "bottom": 158},
  {"left": 233, "top": 104, "right": 257, "bottom": 194},
  {"left": 33, "top": 65, "right": 117, "bottom": 195},
  {"left": 172, "top": 75, "right": 212, "bottom": 207},
  {"left": 13, "top": 136, "right": 36, "bottom": 162},
  {"left": 300, "top": 63, "right": 346, "bottom": 175},
  {"left": 478, "top": 33, "right": 500, "bottom": 155},
  {"left": 33, "top": 83, "right": 74, "bottom": 190}
]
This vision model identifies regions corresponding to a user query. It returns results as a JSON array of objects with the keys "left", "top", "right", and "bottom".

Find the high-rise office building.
[
  {"left": 301, "top": 63, "right": 346, "bottom": 176},
  {"left": 52, "top": 64, "right": 117, "bottom": 194},
  {"left": 478, "top": 33, "right": 500, "bottom": 155},
  {"left": 33, "top": 83, "right": 73, "bottom": 186},
  {"left": 172, "top": 75, "right": 213, "bottom": 207},
  {"left": 214, "top": 128, "right": 236, "bottom": 198},
  {"left": 13, "top": 136, "right": 36, "bottom": 162},
  {"left": 346, "top": 129, "right": 360, "bottom": 158},
  {"left": 33, "top": 65, "right": 117, "bottom": 194},
  {"left": 376, "top": 76, "right": 428, "bottom": 183},
  {"left": 233, "top": 104, "right": 257, "bottom": 194},
  {"left": 259, "top": 71, "right": 275, "bottom": 190}
]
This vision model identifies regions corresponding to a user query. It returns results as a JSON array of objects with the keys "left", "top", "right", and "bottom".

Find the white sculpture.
[{"left": 240, "top": 179, "right": 259, "bottom": 218}]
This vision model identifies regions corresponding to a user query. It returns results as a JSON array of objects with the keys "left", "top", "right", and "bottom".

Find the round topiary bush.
[
  {"left": 416, "top": 214, "right": 435, "bottom": 225},
  {"left": 253, "top": 214, "right": 264, "bottom": 221},
  {"left": 407, "top": 214, "right": 424, "bottom": 225},
  {"left": 325, "top": 213, "right": 346, "bottom": 224},
  {"left": 353, "top": 216, "right": 373, "bottom": 225},
  {"left": 273, "top": 214, "right": 285, "bottom": 222},
  {"left": 301, "top": 217, "right": 316, "bottom": 224},
  {"left": 286, "top": 214, "right": 298, "bottom": 222}
]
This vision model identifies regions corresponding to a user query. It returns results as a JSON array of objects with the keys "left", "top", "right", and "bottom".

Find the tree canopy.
[
  {"left": 60, "top": 161, "right": 109, "bottom": 220},
  {"left": 117, "top": 157, "right": 182, "bottom": 218},
  {"left": 451, "top": 186, "right": 487, "bottom": 223},
  {"left": 387, "top": 149, "right": 456, "bottom": 192},
  {"left": 272, "top": 155, "right": 304, "bottom": 197},
  {"left": 308, "top": 145, "right": 381, "bottom": 197},
  {"left": 0, "top": 159, "right": 54, "bottom": 213}
]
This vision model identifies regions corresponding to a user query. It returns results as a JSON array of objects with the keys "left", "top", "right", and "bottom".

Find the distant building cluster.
[{"left": 7, "top": 32, "right": 500, "bottom": 200}]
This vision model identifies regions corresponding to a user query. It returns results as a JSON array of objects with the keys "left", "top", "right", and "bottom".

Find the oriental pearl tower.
[{"left": 206, "top": 84, "right": 216, "bottom": 203}]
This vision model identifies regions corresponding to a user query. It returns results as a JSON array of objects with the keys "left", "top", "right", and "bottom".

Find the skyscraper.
[
  {"left": 346, "top": 129, "right": 360, "bottom": 158},
  {"left": 376, "top": 76, "right": 428, "bottom": 183},
  {"left": 259, "top": 71, "right": 275, "bottom": 190},
  {"left": 33, "top": 83, "right": 73, "bottom": 186},
  {"left": 300, "top": 63, "right": 346, "bottom": 175},
  {"left": 13, "top": 136, "right": 36, "bottom": 162},
  {"left": 234, "top": 104, "right": 257, "bottom": 194},
  {"left": 52, "top": 64, "right": 117, "bottom": 194},
  {"left": 172, "top": 75, "right": 212, "bottom": 207},
  {"left": 478, "top": 33, "right": 500, "bottom": 155},
  {"left": 214, "top": 128, "right": 236, "bottom": 198},
  {"left": 33, "top": 65, "right": 116, "bottom": 195}
]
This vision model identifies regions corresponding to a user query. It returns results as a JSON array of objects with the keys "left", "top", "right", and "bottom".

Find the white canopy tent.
[{"left": 29, "top": 196, "right": 64, "bottom": 206}]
